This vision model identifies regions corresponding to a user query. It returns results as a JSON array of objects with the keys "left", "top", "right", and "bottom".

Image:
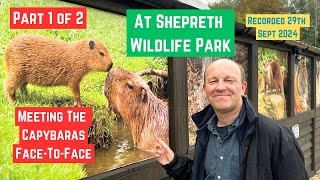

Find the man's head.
[
  {"left": 203, "top": 59, "right": 246, "bottom": 83},
  {"left": 203, "top": 59, "right": 247, "bottom": 113}
]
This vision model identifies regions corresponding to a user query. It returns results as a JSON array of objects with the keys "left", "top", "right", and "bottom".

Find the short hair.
[{"left": 203, "top": 59, "right": 246, "bottom": 83}]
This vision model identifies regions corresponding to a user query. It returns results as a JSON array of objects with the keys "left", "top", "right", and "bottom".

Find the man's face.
[{"left": 203, "top": 60, "right": 247, "bottom": 113}]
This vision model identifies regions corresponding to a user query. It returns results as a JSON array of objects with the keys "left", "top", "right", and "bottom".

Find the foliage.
[
  {"left": 258, "top": 47, "right": 278, "bottom": 73},
  {"left": 208, "top": 0, "right": 237, "bottom": 9},
  {"left": 209, "top": 0, "right": 320, "bottom": 48}
]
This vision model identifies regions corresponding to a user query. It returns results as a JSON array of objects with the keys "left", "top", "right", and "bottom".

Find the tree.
[
  {"left": 208, "top": 0, "right": 237, "bottom": 10},
  {"left": 286, "top": 0, "right": 320, "bottom": 47},
  {"left": 210, "top": 0, "right": 286, "bottom": 23},
  {"left": 209, "top": 0, "right": 320, "bottom": 47}
]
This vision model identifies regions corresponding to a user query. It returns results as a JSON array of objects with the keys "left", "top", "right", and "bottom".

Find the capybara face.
[
  {"left": 86, "top": 39, "right": 113, "bottom": 72},
  {"left": 104, "top": 68, "right": 150, "bottom": 117},
  {"left": 104, "top": 68, "right": 168, "bottom": 152}
]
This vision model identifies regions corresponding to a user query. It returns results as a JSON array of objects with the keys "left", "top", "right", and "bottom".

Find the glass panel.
[
  {"left": 258, "top": 47, "right": 288, "bottom": 119},
  {"left": 84, "top": 12, "right": 169, "bottom": 175},
  {"left": 0, "top": 1, "right": 168, "bottom": 176},
  {"left": 187, "top": 42, "right": 248, "bottom": 146}
]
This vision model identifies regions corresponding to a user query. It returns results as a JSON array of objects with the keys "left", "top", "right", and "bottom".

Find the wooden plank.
[
  {"left": 305, "top": 155, "right": 312, "bottom": 168},
  {"left": 316, "top": 129, "right": 320, "bottom": 137},
  {"left": 168, "top": 58, "right": 189, "bottom": 155},
  {"left": 257, "top": 41, "right": 291, "bottom": 52},
  {"left": 288, "top": 50, "right": 294, "bottom": 117},
  {"left": 236, "top": 36, "right": 257, "bottom": 44},
  {"left": 297, "top": 133, "right": 312, "bottom": 147},
  {"left": 300, "top": 141, "right": 312, "bottom": 152},
  {"left": 248, "top": 43, "right": 258, "bottom": 107},
  {"left": 315, "top": 150, "right": 320, "bottom": 165},
  {"left": 306, "top": 164, "right": 312, "bottom": 175},
  {"left": 315, "top": 140, "right": 320, "bottom": 152},
  {"left": 316, "top": 164, "right": 320, "bottom": 172},
  {"left": 306, "top": 165, "right": 313, "bottom": 178},
  {"left": 303, "top": 148, "right": 313, "bottom": 160},
  {"left": 311, "top": 58, "right": 316, "bottom": 171},
  {"left": 294, "top": 110, "right": 315, "bottom": 122},
  {"left": 299, "top": 125, "right": 313, "bottom": 138},
  {"left": 282, "top": 110, "right": 314, "bottom": 127},
  {"left": 315, "top": 118, "right": 320, "bottom": 128},
  {"left": 311, "top": 57, "right": 316, "bottom": 109},
  {"left": 299, "top": 119, "right": 312, "bottom": 129},
  {"left": 316, "top": 108, "right": 320, "bottom": 116},
  {"left": 115, "top": 167, "right": 153, "bottom": 180},
  {"left": 85, "top": 159, "right": 166, "bottom": 180}
]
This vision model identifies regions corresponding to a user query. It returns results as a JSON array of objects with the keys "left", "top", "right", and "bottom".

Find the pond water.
[{"left": 84, "top": 120, "right": 154, "bottom": 176}]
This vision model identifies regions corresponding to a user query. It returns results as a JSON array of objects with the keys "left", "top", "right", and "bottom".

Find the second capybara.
[
  {"left": 4, "top": 33, "right": 113, "bottom": 106},
  {"left": 104, "top": 68, "right": 168, "bottom": 153}
]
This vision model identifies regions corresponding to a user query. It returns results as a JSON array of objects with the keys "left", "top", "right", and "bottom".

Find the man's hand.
[{"left": 155, "top": 138, "right": 174, "bottom": 165}]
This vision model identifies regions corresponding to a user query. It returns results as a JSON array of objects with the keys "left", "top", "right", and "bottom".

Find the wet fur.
[{"left": 104, "top": 68, "right": 168, "bottom": 153}]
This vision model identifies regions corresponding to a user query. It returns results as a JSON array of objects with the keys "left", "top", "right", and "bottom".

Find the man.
[{"left": 155, "top": 59, "right": 307, "bottom": 180}]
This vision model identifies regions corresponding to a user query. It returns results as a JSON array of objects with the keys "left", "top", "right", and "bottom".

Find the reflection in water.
[{"left": 84, "top": 120, "right": 154, "bottom": 176}]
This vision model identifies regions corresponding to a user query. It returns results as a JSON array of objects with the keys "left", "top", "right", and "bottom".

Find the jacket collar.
[{"left": 191, "top": 96, "right": 258, "bottom": 144}]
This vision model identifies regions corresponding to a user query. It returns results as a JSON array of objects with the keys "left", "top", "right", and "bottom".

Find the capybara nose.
[{"left": 107, "top": 63, "right": 113, "bottom": 72}]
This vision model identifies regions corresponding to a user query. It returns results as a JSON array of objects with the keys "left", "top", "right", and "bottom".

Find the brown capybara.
[
  {"left": 4, "top": 33, "right": 113, "bottom": 106},
  {"left": 104, "top": 68, "right": 168, "bottom": 153}
]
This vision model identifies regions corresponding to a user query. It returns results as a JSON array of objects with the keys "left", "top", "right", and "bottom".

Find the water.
[{"left": 84, "top": 120, "right": 154, "bottom": 176}]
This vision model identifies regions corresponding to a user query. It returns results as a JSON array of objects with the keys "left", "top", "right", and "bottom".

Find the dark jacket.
[{"left": 163, "top": 96, "right": 308, "bottom": 180}]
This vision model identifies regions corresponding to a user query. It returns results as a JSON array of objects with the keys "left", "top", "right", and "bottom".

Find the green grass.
[{"left": 0, "top": 0, "right": 167, "bottom": 179}]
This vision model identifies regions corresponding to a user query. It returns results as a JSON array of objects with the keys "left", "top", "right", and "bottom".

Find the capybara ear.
[
  {"left": 140, "top": 86, "right": 147, "bottom": 102},
  {"left": 89, "top": 40, "right": 95, "bottom": 50}
]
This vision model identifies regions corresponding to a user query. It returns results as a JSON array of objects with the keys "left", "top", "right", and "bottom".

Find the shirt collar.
[
  {"left": 230, "top": 116, "right": 240, "bottom": 127},
  {"left": 207, "top": 114, "right": 240, "bottom": 132}
]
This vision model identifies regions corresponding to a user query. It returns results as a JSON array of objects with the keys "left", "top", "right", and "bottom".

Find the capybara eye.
[
  {"left": 99, "top": 51, "right": 104, "bottom": 57},
  {"left": 89, "top": 40, "right": 95, "bottom": 50},
  {"left": 126, "top": 82, "right": 133, "bottom": 90}
]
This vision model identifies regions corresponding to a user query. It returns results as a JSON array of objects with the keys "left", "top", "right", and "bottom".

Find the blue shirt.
[{"left": 204, "top": 115, "right": 240, "bottom": 180}]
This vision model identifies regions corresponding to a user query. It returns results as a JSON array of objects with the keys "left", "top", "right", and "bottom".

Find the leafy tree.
[
  {"left": 285, "top": 0, "right": 320, "bottom": 47},
  {"left": 209, "top": 0, "right": 320, "bottom": 47}
]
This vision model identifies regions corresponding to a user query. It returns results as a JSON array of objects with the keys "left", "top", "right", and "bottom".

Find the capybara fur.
[
  {"left": 104, "top": 68, "right": 168, "bottom": 153},
  {"left": 4, "top": 33, "right": 113, "bottom": 106}
]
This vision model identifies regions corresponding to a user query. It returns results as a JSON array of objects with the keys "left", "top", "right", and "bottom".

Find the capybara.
[
  {"left": 104, "top": 68, "right": 168, "bottom": 153},
  {"left": 263, "top": 60, "right": 285, "bottom": 101},
  {"left": 4, "top": 33, "right": 113, "bottom": 106}
]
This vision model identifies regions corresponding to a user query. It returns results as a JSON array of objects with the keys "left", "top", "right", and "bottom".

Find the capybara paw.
[
  {"left": 7, "top": 94, "right": 16, "bottom": 103},
  {"left": 74, "top": 101, "right": 85, "bottom": 107}
]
